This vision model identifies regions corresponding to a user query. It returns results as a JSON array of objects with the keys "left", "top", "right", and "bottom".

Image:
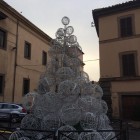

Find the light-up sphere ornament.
[
  {"left": 97, "top": 113, "right": 110, "bottom": 129},
  {"left": 56, "top": 28, "right": 65, "bottom": 37},
  {"left": 57, "top": 54, "right": 70, "bottom": 67},
  {"left": 32, "top": 106, "right": 45, "bottom": 119},
  {"left": 62, "top": 16, "right": 70, "bottom": 25},
  {"left": 68, "top": 58, "right": 81, "bottom": 67},
  {"left": 78, "top": 132, "right": 103, "bottom": 140},
  {"left": 47, "top": 62, "right": 58, "bottom": 75},
  {"left": 101, "top": 100, "right": 108, "bottom": 114},
  {"left": 68, "top": 35, "right": 77, "bottom": 44},
  {"left": 81, "top": 71, "right": 90, "bottom": 82},
  {"left": 33, "top": 91, "right": 62, "bottom": 114},
  {"left": 48, "top": 58, "right": 59, "bottom": 68},
  {"left": 74, "top": 76, "right": 89, "bottom": 89},
  {"left": 56, "top": 67, "right": 75, "bottom": 83},
  {"left": 9, "top": 130, "right": 24, "bottom": 140},
  {"left": 50, "top": 39, "right": 60, "bottom": 46},
  {"left": 37, "top": 77, "right": 50, "bottom": 94},
  {"left": 80, "top": 112, "right": 97, "bottom": 130},
  {"left": 55, "top": 29, "right": 65, "bottom": 41},
  {"left": 99, "top": 126, "right": 117, "bottom": 140},
  {"left": 58, "top": 125, "right": 78, "bottom": 140},
  {"left": 92, "top": 84, "right": 103, "bottom": 99},
  {"left": 41, "top": 113, "right": 61, "bottom": 131},
  {"left": 31, "top": 93, "right": 46, "bottom": 109},
  {"left": 22, "top": 91, "right": 38, "bottom": 111},
  {"left": 60, "top": 103, "right": 82, "bottom": 125},
  {"left": 20, "top": 114, "right": 41, "bottom": 135},
  {"left": 39, "top": 75, "right": 56, "bottom": 91},
  {"left": 48, "top": 44, "right": 62, "bottom": 57},
  {"left": 78, "top": 96, "right": 102, "bottom": 113},
  {"left": 75, "top": 71, "right": 90, "bottom": 86},
  {"left": 58, "top": 80, "right": 80, "bottom": 102},
  {"left": 66, "top": 26, "right": 74, "bottom": 35},
  {"left": 80, "top": 82, "right": 94, "bottom": 95},
  {"left": 44, "top": 91, "right": 62, "bottom": 112}
]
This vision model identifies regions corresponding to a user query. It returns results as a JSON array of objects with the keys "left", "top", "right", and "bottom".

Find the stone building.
[
  {"left": 0, "top": 1, "right": 51, "bottom": 103},
  {"left": 93, "top": 0, "right": 140, "bottom": 120}
]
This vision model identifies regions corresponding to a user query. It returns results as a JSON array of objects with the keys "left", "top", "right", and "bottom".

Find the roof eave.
[
  {"left": 0, "top": 0, "right": 52, "bottom": 42},
  {"left": 92, "top": 0, "right": 140, "bottom": 37}
]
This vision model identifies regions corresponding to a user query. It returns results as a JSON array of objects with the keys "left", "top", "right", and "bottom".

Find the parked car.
[{"left": 0, "top": 102, "right": 27, "bottom": 122}]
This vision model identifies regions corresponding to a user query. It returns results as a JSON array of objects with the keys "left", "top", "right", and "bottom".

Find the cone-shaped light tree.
[{"left": 9, "top": 17, "right": 116, "bottom": 140}]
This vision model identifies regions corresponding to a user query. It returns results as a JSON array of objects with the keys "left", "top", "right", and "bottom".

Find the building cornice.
[
  {"left": 0, "top": 0, "right": 52, "bottom": 42},
  {"left": 99, "top": 33, "right": 140, "bottom": 44},
  {"left": 100, "top": 76, "right": 140, "bottom": 82}
]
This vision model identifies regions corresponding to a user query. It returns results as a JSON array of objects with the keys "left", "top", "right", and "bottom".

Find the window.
[
  {"left": 23, "top": 78, "right": 30, "bottom": 95},
  {"left": 24, "top": 41, "right": 31, "bottom": 59},
  {"left": 119, "top": 16, "right": 133, "bottom": 37},
  {"left": 2, "top": 104, "right": 9, "bottom": 109},
  {"left": 11, "top": 105, "right": 18, "bottom": 109},
  {"left": 120, "top": 52, "right": 137, "bottom": 76},
  {"left": 0, "top": 75, "right": 4, "bottom": 95},
  {"left": 0, "top": 11, "right": 7, "bottom": 20},
  {"left": 0, "top": 104, "right": 2, "bottom": 108},
  {"left": 0, "top": 29, "right": 6, "bottom": 49},
  {"left": 42, "top": 51, "right": 47, "bottom": 65}
]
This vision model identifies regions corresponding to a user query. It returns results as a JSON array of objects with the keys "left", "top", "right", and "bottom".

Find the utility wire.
[
  {"left": 16, "top": 59, "right": 99, "bottom": 66},
  {"left": 84, "top": 59, "right": 99, "bottom": 62}
]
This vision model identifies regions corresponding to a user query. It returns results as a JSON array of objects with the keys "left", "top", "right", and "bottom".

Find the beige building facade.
[
  {"left": 93, "top": 1, "right": 140, "bottom": 120},
  {"left": 0, "top": 1, "right": 84, "bottom": 104},
  {"left": 0, "top": 1, "right": 51, "bottom": 103}
]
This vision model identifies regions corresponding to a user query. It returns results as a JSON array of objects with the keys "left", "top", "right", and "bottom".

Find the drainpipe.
[{"left": 12, "top": 20, "right": 19, "bottom": 102}]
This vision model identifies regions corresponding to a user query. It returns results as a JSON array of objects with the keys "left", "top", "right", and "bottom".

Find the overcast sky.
[{"left": 4, "top": 0, "right": 131, "bottom": 81}]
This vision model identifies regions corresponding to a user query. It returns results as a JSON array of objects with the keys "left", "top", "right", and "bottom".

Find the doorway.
[{"left": 121, "top": 95, "right": 140, "bottom": 120}]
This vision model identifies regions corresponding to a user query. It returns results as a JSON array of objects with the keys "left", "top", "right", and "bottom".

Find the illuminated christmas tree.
[{"left": 9, "top": 17, "right": 116, "bottom": 140}]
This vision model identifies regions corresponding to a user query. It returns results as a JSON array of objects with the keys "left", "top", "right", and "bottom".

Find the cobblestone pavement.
[
  {"left": 110, "top": 120, "right": 140, "bottom": 140},
  {"left": 128, "top": 127, "right": 140, "bottom": 140},
  {"left": 0, "top": 122, "right": 18, "bottom": 140},
  {"left": 128, "top": 121, "right": 140, "bottom": 140}
]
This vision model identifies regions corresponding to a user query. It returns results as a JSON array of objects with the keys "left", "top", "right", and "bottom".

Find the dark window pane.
[
  {"left": 122, "top": 53, "right": 136, "bottom": 76},
  {"left": 0, "top": 104, "right": 3, "bottom": 108},
  {"left": 0, "top": 29, "right": 6, "bottom": 49},
  {"left": 42, "top": 51, "right": 47, "bottom": 65},
  {"left": 120, "top": 18, "right": 126, "bottom": 37},
  {"left": 127, "top": 17, "right": 133, "bottom": 36},
  {"left": 11, "top": 105, "right": 18, "bottom": 109},
  {"left": 24, "top": 42, "right": 31, "bottom": 59},
  {"left": 8, "top": 105, "right": 13, "bottom": 109},
  {"left": 120, "top": 17, "right": 133, "bottom": 37},
  {"left": 3, "top": 104, "right": 9, "bottom": 109},
  {"left": 23, "top": 78, "right": 30, "bottom": 95},
  {"left": 0, "top": 75, "right": 4, "bottom": 94}
]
